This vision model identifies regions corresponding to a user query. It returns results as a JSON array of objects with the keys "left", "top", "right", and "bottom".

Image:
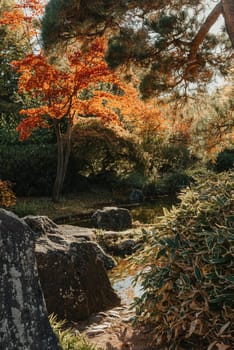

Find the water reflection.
[
  {"left": 129, "top": 195, "right": 178, "bottom": 224},
  {"left": 109, "top": 259, "right": 143, "bottom": 304}
]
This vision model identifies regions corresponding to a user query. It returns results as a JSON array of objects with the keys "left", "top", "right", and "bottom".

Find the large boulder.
[
  {"left": 23, "top": 216, "right": 116, "bottom": 270},
  {"left": 0, "top": 209, "right": 61, "bottom": 350},
  {"left": 24, "top": 216, "right": 120, "bottom": 321},
  {"left": 92, "top": 206, "right": 132, "bottom": 231},
  {"left": 35, "top": 237, "right": 120, "bottom": 322}
]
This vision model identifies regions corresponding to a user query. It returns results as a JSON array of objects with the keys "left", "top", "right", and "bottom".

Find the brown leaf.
[
  {"left": 217, "top": 321, "right": 231, "bottom": 336},
  {"left": 216, "top": 343, "right": 230, "bottom": 350}
]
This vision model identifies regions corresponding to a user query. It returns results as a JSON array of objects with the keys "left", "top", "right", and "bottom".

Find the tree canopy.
[{"left": 42, "top": 0, "right": 234, "bottom": 99}]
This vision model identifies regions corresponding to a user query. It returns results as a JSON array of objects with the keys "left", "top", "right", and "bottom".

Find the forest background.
[{"left": 0, "top": 0, "right": 233, "bottom": 205}]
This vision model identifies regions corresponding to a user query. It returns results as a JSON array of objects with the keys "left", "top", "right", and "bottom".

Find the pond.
[
  {"left": 68, "top": 194, "right": 178, "bottom": 227},
  {"left": 127, "top": 194, "right": 178, "bottom": 224}
]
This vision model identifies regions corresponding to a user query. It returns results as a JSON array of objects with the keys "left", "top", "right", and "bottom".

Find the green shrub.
[
  {"left": 0, "top": 144, "right": 57, "bottom": 196},
  {"left": 215, "top": 148, "right": 234, "bottom": 172},
  {"left": 12, "top": 198, "right": 54, "bottom": 217},
  {"left": 50, "top": 315, "right": 103, "bottom": 350},
  {"left": 159, "top": 171, "right": 192, "bottom": 193},
  {"left": 156, "top": 143, "right": 191, "bottom": 173},
  {"left": 143, "top": 172, "right": 192, "bottom": 196},
  {"left": 134, "top": 171, "right": 234, "bottom": 349}
]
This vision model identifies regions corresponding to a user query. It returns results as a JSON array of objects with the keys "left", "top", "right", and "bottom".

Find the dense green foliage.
[
  {"left": 215, "top": 148, "right": 234, "bottom": 172},
  {"left": 134, "top": 171, "right": 234, "bottom": 349},
  {"left": 72, "top": 121, "right": 144, "bottom": 179},
  {"left": 0, "top": 144, "right": 57, "bottom": 196}
]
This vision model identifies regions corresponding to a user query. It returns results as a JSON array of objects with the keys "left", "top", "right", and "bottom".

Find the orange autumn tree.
[
  {"left": 2, "top": 0, "right": 163, "bottom": 201},
  {"left": 0, "top": 0, "right": 46, "bottom": 46},
  {"left": 12, "top": 38, "right": 163, "bottom": 201}
]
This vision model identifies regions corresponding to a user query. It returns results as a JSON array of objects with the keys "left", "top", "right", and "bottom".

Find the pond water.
[
  {"left": 70, "top": 194, "right": 178, "bottom": 227},
  {"left": 108, "top": 195, "right": 178, "bottom": 302},
  {"left": 108, "top": 259, "right": 144, "bottom": 304},
  {"left": 128, "top": 195, "right": 178, "bottom": 224}
]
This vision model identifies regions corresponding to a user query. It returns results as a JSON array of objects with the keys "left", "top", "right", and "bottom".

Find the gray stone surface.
[
  {"left": 96, "top": 229, "right": 144, "bottom": 257},
  {"left": 92, "top": 206, "right": 132, "bottom": 231},
  {"left": 36, "top": 239, "right": 120, "bottom": 321},
  {"left": 23, "top": 215, "right": 119, "bottom": 321},
  {"left": 23, "top": 215, "right": 59, "bottom": 238},
  {"left": 0, "top": 209, "right": 61, "bottom": 350},
  {"left": 24, "top": 216, "right": 116, "bottom": 270}
]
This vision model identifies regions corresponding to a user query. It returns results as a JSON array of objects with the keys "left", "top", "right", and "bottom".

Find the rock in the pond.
[
  {"left": 0, "top": 209, "right": 62, "bottom": 350},
  {"left": 92, "top": 207, "right": 132, "bottom": 231}
]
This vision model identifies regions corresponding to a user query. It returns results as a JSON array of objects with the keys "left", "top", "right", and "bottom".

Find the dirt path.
[
  {"left": 73, "top": 304, "right": 157, "bottom": 350},
  {"left": 76, "top": 255, "right": 158, "bottom": 350}
]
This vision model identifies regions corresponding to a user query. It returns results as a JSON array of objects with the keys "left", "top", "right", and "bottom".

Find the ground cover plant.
[
  {"left": 50, "top": 315, "right": 104, "bottom": 350},
  {"left": 134, "top": 170, "right": 234, "bottom": 350}
]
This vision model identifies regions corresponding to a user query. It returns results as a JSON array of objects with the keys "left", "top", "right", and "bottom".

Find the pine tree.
[{"left": 41, "top": 0, "right": 234, "bottom": 100}]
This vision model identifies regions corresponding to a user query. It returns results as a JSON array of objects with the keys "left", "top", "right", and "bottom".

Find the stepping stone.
[
  {"left": 122, "top": 316, "right": 133, "bottom": 323},
  {"left": 86, "top": 329, "right": 105, "bottom": 336},
  {"left": 108, "top": 310, "right": 121, "bottom": 318},
  {"left": 86, "top": 323, "right": 111, "bottom": 336}
]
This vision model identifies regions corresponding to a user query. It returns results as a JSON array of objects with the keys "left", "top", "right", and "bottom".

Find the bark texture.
[{"left": 0, "top": 209, "right": 62, "bottom": 350}]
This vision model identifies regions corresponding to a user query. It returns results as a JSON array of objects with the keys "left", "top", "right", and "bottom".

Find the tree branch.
[
  {"left": 222, "top": 0, "right": 234, "bottom": 48},
  {"left": 188, "top": 2, "right": 222, "bottom": 64}
]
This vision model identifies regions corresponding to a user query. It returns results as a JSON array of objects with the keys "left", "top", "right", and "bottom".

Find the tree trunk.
[
  {"left": 222, "top": 0, "right": 234, "bottom": 48},
  {"left": 61, "top": 120, "right": 72, "bottom": 186},
  {"left": 0, "top": 209, "right": 62, "bottom": 350},
  {"left": 53, "top": 120, "right": 72, "bottom": 202},
  {"left": 53, "top": 122, "right": 64, "bottom": 202}
]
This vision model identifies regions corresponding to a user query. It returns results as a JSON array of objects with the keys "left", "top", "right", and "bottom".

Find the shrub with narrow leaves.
[{"left": 134, "top": 171, "right": 234, "bottom": 350}]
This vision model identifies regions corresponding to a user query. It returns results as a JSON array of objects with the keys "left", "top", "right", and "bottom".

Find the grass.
[
  {"left": 12, "top": 190, "right": 115, "bottom": 220},
  {"left": 50, "top": 315, "right": 104, "bottom": 350}
]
